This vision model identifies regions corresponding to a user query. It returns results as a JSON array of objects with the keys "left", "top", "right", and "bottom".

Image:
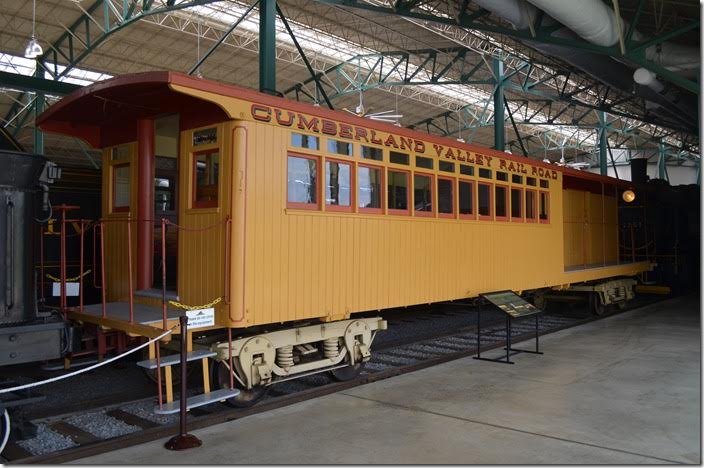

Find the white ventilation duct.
[
  {"left": 526, "top": 0, "right": 699, "bottom": 70},
  {"left": 633, "top": 68, "right": 665, "bottom": 93}
]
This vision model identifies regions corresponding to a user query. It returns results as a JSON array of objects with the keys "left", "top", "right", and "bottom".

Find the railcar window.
[
  {"left": 439, "top": 161, "right": 455, "bottom": 173},
  {"left": 495, "top": 185, "right": 507, "bottom": 219},
  {"left": 291, "top": 132, "right": 319, "bottom": 150},
  {"left": 512, "top": 174, "right": 523, "bottom": 184},
  {"left": 459, "top": 180, "right": 474, "bottom": 217},
  {"left": 193, "top": 151, "right": 219, "bottom": 208},
  {"left": 328, "top": 139, "right": 353, "bottom": 156},
  {"left": 111, "top": 145, "right": 130, "bottom": 161},
  {"left": 496, "top": 171, "right": 508, "bottom": 181},
  {"left": 478, "top": 183, "right": 492, "bottom": 218},
  {"left": 287, "top": 155, "right": 318, "bottom": 207},
  {"left": 438, "top": 178, "right": 454, "bottom": 216},
  {"left": 539, "top": 191, "right": 549, "bottom": 222},
  {"left": 540, "top": 179, "right": 549, "bottom": 188},
  {"left": 390, "top": 151, "right": 409, "bottom": 165},
  {"left": 525, "top": 190, "right": 536, "bottom": 221},
  {"left": 526, "top": 177, "right": 537, "bottom": 186},
  {"left": 479, "top": 168, "right": 492, "bottom": 179},
  {"left": 459, "top": 164, "right": 474, "bottom": 176},
  {"left": 113, "top": 164, "right": 130, "bottom": 212},
  {"left": 325, "top": 160, "right": 351, "bottom": 209},
  {"left": 511, "top": 188, "right": 522, "bottom": 220},
  {"left": 414, "top": 174, "right": 433, "bottom": 215},
  {"left": 387, "top": 170, "right": 409, "bottom": 213},
  {"left": 416, "top": 156, "right": 433, "bottom": 169},
  {"left": 358, "top": 165, "right": 382, "bottom": 210},
  {"left": 361, "top": 145, "right": 383, "bottom": 161}
]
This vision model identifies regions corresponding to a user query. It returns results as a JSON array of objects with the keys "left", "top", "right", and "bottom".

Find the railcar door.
[{"left": 153, "top": 115, "right": 179, "bottom": 291}]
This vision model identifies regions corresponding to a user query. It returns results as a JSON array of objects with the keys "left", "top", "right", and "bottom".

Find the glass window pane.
[
  {"left": 540, "top": 179, "right": 549, "bottom": 188},
  {"left": 390, "top": 151, "right": 409, "bottom": 165},
  {"left": 479, "top": 168, "right": 492, "bottom": 179},
  {"left": 414, "top": 174, "right": 432, "bottom": 213},
  {"left": 478, "top": 184, "right": 491, "bottom": 217},
  {"left": 288, "top": 156, "right": 317, "bottom": 204},
  {"left": 511, "top": 188, "right": 522, "bottom": 218},
  {"left": 328, "top": 139, "right": 352, "bottom": 156},
  {"left": 512, "top": 174, "right": 523, "bottom": 184},
  {"left": 438, "top": 178, "right": 453, "bottom": 214},
  {"left": 325, "top": 161, "right": 351, "bottom": 207},
  {"left": 358, "top": 166, "right": 382, "bottom": 209},
  {"left": 113, "top": 165, "right": 130, "bottom": 209},
  {"left": 439, "top": 161, "right": 455, "bottom": 173},
  {"left": 292, "top": 133, "right": 319, "bottom": 150},
  {"left": 416, "top": 156, "right": 433, "bottom": 169},
  {"left": 361, "top": 146, "right": 383, "bottom": 161},
  {"left": 527, "top": 177, "right": 536, "bottom": 186},
  {"left": 526, "top": 191, "right": 536, "bottom": 219},
  {"left": 459, "top": 181, "right": 473, "bottom": 216},
  {"left": 387, "top": 171, "right": 408, "bottom": 211},
  {"left": 540, "top": 192, "right": 549, "bottom": 220},
  {"left": 111, "top": 145, "right": 130, "bottom": 161},
  {"left": 495, "top": 186, "right": 507, "bottom": 218},
  {"left": 460, "top": 164, "right": 474, "bottom": 176},
  {"left": 194, "top": 151, "right": 219, "bottom": 206},
  {"left": 496, "top": 171, "right": 508, "bottom": 181}
]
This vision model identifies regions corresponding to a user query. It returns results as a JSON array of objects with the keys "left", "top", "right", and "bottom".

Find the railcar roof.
[{"left": 38, "top": 71, "right": 629, "bottom": 188}]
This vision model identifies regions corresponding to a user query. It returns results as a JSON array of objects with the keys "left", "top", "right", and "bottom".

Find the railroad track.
[{"left": 1, "top": 297, "right": 659, "bottom": 464}]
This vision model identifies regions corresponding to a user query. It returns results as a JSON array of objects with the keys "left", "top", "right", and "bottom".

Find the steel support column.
[
  {"left": 493, "top": 57, "right": 505, "bottom": 152},
  {"left": 598, "top": 111, "right": 608, "bottom": 176},
  {"left": 33, "top": 62, "right": 44, "bottom": 155},
  {"left": 658, "top": 139, "right": 666, "bottom": 180},
  {"left": 259, "top": 0, "right": 277, "bottom": 93},
  {"left": 137, "top": 119, "right": 155, "bottom": 290}
]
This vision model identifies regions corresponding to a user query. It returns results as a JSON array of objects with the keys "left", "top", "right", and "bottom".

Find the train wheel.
[
  {"left": 589, "top": 293, "right": 606, "bottom": 316},
  {"left": 329, "top": 361, "right": 365, "bottom": 381},
  {"left": 211, "top": 360, "right": 268, "bottom": 408}
]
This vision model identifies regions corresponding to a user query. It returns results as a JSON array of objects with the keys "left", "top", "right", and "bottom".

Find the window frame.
[
  {"left": 510, "top": 187, "right": 524, "bottom": 223},
  {"left": 477, "top": 181, "right": 493, "bottom": 221},
  {"left": 413, "top": 172, "right": 435, "bottom": 218},
  {"left": 387, "top": 168, "right": 411, "bottom": 216},
  {"left": 494, "top": 183, "right": 509, "bottom": 222},
  {"left": 458, "top": 178, "right": 476, "bottom": 220},
  {"left": 286, "top": 151, "right": 321, "bottom": 211},
  {"left": 525, "top": 188, "right": 537, "bottom": 223},
  {"left": 539, "top": 190, "right": 550, "bottom": 224},
  {"left": 437, "top": 175, "right": 456, "bottom": 219},
  {"left": 324, "top": 156, "right": 354, "bottom": 213},
  {"left": 327, "top": 138, "right": 353, "bottom": 157},
  {"left": 112, "top": 162, "right": 131, "bottom": 213},
  {"left": 357, "top": 162, "right": 384, "bottom": 214}
]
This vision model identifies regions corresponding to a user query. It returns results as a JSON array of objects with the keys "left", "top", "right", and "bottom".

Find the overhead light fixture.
[
  {"left": 24, "top": 0, "right": 43, "bottom": 59},
  {"left": 622, "top": 190, "right": 636, "bottom": 203}
]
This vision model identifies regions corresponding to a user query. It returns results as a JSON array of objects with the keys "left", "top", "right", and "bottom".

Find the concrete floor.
[{"left": 75, "top": 294, "right": 700, "bottom": 464}]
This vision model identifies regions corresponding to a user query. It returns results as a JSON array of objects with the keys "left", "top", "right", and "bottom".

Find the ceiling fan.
[{"left": 343, "top": 91, "right": 403, "bottom": 126}]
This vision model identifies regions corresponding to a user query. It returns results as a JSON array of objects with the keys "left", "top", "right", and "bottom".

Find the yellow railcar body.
[{"left": 43, "top": 74, "right": 650, "bottom": 333}]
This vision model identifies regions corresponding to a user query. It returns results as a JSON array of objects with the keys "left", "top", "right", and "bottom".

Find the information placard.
[
  {"left": 480, "top": 290, "right": 540, "bottom": 318},
  {"left": 186, "top": 308, "right": 215, "bottom": 329}
]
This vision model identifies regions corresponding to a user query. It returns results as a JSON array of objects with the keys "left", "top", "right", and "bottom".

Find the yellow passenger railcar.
[{"left": 38, "top": 72, "right": 650, "bottom": 406}]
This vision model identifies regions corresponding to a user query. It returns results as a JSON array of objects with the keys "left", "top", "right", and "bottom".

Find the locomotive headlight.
[{"left": 622, "top": 190, "right": 636, "bottom": 203}]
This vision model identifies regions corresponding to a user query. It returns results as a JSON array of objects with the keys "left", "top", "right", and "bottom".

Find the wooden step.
[
  {"left": 136, "top": 349, "right": 216, "bottom": 369},
  {"left": 153, "top": 389, "right": 240, "bottom": 415}
]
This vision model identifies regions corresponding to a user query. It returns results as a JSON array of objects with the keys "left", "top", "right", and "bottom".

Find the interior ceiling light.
[{"left": 24, "top": 0, "right": 43, "bottom": 59}]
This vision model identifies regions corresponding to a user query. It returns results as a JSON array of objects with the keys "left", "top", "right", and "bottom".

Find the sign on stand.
[
  {"left": 52, "top": 282, "right": 79, "bottom": 297},
  {"left": 185, "top": 308, "right": 215, "bottom": 329}
]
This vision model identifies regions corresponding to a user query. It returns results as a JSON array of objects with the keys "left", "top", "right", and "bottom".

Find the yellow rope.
[
  {"left": 46, "top": 269, "right": 92, "bottom": 282},
  {"left": 168, "top": 296, "right": 221, "bottom": 311}
]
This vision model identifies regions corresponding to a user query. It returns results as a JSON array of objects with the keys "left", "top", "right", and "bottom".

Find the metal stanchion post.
[{"left": 165, "top": 314, "right": 202, "bottom": 451}]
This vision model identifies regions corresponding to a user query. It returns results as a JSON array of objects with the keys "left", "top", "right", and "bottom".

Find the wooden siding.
[{"left": 562, "top": 189, "right": 619, "bottom": 268}]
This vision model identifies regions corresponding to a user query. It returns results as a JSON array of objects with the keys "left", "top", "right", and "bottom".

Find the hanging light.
[{"left": 24, "top": 0, "right": 43, "bottom": 59}]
